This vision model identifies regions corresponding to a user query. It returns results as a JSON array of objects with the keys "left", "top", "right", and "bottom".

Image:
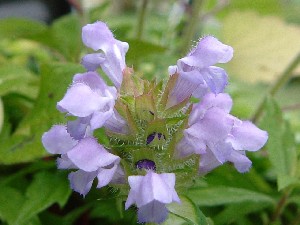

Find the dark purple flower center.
[
  {"left": 146, "top": 132, "right": 165, "bottom": 145},
  {"left": 136, "top": 159, "right": 156, "bottom": 171}
]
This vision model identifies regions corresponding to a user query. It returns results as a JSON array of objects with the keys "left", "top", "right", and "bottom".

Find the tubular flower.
[
  {"left": 167, "top": 36, "right": 233, "bottom": 108},
  {"left": 42, "top": 21, "right": 268, "bottom": 224},
  {"left": 81, "top": 21, "right": 129, "bottom": 89},
  {"left": 57, "top": 71, "right": 117, "bottom": 130},
  {"left": 176, "top": 93, "right": 268, "bottom": 174},
  {"left": 42, "top": 125, "right": 120, "bottom": 196},
  {"left": 125, "top": 170, "right": 180, "bottom": 224}
]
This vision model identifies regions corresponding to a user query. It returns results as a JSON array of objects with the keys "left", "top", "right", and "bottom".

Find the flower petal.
[
  {"left": 137, "top": 201, "right": 169, "bottom": 224},
  {"left": 228, "top": 151, "right": 252, "bottom": 173},
  {"left": 42, "top": 125, "right": 78, "bottom": 154},
  {"left": 67, "top": 118, "right": 90, "bottom": 140},
  {"left": 125, "top": 176, "right": 143, "bottom": 209},
  {"left": 104, "top": 109, "right": 129, "bottom": 134},
  {"left": 166, "top": 73, "right": 200, "bottom": 108},
  {"left": 96, "top": 163, "right": 118, "bottom": 189},
  {"left": 81, "top": 53, "right": 105, "bottom": 71},
  {"left": 179, "top": 36, "right": 233, "bottom": 68},
  {"left": 72, "top": 71, "right": 107, "bottom": 92},
  {"left": 57, "top": 83, "right": 112, "bottom": 117},
  {"left": 81, "top": 22, "right": 128, "bottom": 88},
  {"left": 137, "top": 172, "right": 173, "bottom": 207},
  {"left": 67, "top": 137, "right": 120, "bottom": 172},
  {"left": 82, "top": 22, "right": 115, "bottom": 51},
  {"left": 200, "top": 66, "right": 228, "bottom": 94},
  {"left": 90, "top": 109, "right": 114, "bottom": 130},
  {"left": 229, "top": 120, "right": 268, "bottom": 151},
  {"left": 199, "top": 148, "right": 223, "bottom": 175},
  {"left": 68, "top": 170, "right": 97, "bottom": 196},
  {"left": 176, "top": 133, "right": 206, "bottom": 157},
  {"left": 57, "top": 154, "right": 77, "bottom": 169},
  {"left": 186, "top": 107, "right": 233, "bottom": 143}
]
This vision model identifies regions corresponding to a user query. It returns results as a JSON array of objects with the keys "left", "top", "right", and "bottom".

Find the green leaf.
[
  {"left": 163, "top": 213, "right": 190, "bottom": 225},
  {"left": 30, "top": 15, "right": 82, "bottom": 61},
  {"left": 201, "top": 164, "right": 273, "bottom": 194},
  {"left": 213, "top": 202, "right": 271, "bottom": 225},
  {"left": 90, "top": 199, "right": 122, "bottom": 222},
  {"left": 0, "top": 63, "right": 84, "bottom": 165},
  {"left": 187, "top": 186, "right": 275, "bottom": 206},
  {"left": 223, "top": 0, "right": 283, "bottom": 15},
  {"left": 0, "top": 65, "right": 39, "bottom": 98},
  {"left": 125, "top": 39, "right": 166, "bottom": 64},
  {"left": 278, "top": 175, "right": 300, "bottom": 191},
  {"left": 260, "top": 98, "right": 298, "bottom": 190},
  {"left": 0, "top": 186, "right": 24, "bottom": 224},
  {"left": 164, "top": 195, "right": 208, "bottom": 225},
  {"left": 11, "top": 171, "right": 71, "bottom": 225},
  {"left": 0, "top": 18, "right": 46, "bottom": 40}
]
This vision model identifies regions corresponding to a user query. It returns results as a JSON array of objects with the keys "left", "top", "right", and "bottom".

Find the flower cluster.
[{"left": 42, "top": 21, "right": 268, "bottom": 224}]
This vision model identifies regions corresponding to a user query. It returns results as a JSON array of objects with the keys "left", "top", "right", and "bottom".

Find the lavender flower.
[
  {"left": 176, "top": 93, "right": 268, "bottom": 174},
  {"left": 42, "top": 125, "right": 120, "bottom": 196},
  {"left": 41, "top": 20, "right": 268, "bottom": 224},
  {"left": 167, "top": 36, "right": 233, "bottom": 108},
  {"left": 81, "top": 21, "right": 129, "bottom": 89},
  {"left": 57, "top": 71, "right": 117, "bottom": 130},
  {"left": 125, "top": 171, "right": 180, "bottom": 223}
]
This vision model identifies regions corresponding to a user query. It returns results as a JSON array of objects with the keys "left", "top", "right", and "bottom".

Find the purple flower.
[
  {"left": 42, "top": 125, "right": 120, "bottom": 196},
  {"left": 81, "top": 21, "right": 129, "bottom": 89},
  {"left": 57, "top": 71, "right": 117, "bottom": 131},
  {"left": 176, "top": 93, "right": 268, "bottom": 174},
  {"left": 125, "top": 171, "right": 180, "bottom": 223},
  {"left": 167, "top": 36, "right": 233, "bottom": 108},
  {"left": 103, "top": 109, "right": 129, "bottom": 134}
]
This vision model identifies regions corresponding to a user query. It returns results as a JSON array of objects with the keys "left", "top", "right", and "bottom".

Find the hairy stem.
[
  {"left": 251, "top": 52, "right": 300, "bottom": 123},
  {"left": 180, "top": 0, "right": 204, "bottom": 55},
  {"left": 136, "top": 0, "right": 149, "bottom": 40}
]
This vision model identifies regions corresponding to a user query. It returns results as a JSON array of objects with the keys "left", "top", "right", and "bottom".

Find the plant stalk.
[
  {"left": 136, "top": 0, "right": 149, "bottom": 40},
  {"left": 180, "top": 0, "right": 204, "bottom": 55},
  {"left": 251, "top": 52, "right": 300, "bottom": 123},
  {"left": 269, "top": 188, "right": 292, "bottom": 224}
]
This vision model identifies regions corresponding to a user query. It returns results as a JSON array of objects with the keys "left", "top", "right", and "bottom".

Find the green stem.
[
  {"left": 251, "top": 52, "right": 300, "bottom": 123},
  {"left": 180, "top": 0, "right": 204, "bottom": 55},
  {"left": 136, "top": 0, "right": 148, "bottom": 40},
  {"left": 269, "top": 188, "right": 292, "bottom": 224}
]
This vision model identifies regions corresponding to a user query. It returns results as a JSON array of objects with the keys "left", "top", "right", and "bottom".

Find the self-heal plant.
[{"left": 42, "top": 21, "right": 268, "bottom": 224}]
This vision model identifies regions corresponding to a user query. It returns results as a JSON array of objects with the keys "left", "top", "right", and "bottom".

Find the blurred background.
[{"left": 0, "top": 0, "right": 300, "bottom": 225}]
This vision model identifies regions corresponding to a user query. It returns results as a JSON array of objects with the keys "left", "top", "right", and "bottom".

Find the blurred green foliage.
[{"left": 0, "top": 0, "right": 300, "bottom": 224}]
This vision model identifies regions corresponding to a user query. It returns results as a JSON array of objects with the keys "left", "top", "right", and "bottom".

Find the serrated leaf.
[
  {"left": 164, "top": 195, "right": 208, "bottom": 225},
  {"left": 223, "top": 11, "right": 300, "bottom": 83},
  {"left": 11, "top": 171, "right": 71, "bottom": 225},
  {"left": 260, "top": 98, "right": 298, "bottom": 190},
  {"left": 187, "top": 186, "right": 275, "bottom": 206},
  {"left": 0, "top": 63, "right": 84, "bottom": 165}
]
